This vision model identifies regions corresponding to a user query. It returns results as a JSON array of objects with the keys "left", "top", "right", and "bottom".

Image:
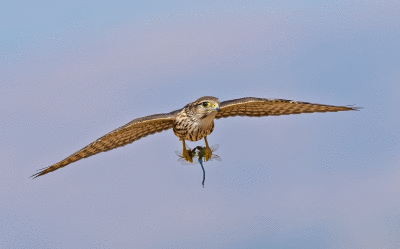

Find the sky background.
[{"left": 1, "top": 0, "right": 400, "bottom": 248}]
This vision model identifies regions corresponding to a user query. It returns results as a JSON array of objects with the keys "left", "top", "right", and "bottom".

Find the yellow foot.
[
  {"left": 205, "top": 145, "right": 212, "bottom": 161},
  {"left": 182, "top": 148, "right": 193, "bottom": 163}
]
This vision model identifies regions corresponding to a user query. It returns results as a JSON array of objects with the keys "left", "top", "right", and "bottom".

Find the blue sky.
[{"left": 1, "top": 0, "right": 400, "bottom": 248}]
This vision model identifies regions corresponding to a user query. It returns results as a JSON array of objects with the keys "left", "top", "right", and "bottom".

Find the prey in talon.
[{"left": 175, "top": 144, "right": 222, "bottom": 187}]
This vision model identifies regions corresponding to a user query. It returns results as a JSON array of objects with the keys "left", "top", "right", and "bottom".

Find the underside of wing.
[
  {"left": 215, "top": 97, "right": 360, "bottom": 119},
  {"left": 32, "top": 109, "right": 181, "bottom": 178}
]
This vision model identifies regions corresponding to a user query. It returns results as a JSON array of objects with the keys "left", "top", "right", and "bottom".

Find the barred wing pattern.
[
  {"left": 216, "top": 97, "right": 359, "bottom": 119},
  {"left": 32, "top": 110, "right": 181, "bottom": 178}
]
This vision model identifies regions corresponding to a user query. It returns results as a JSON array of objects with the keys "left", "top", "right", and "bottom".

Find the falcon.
[{"left": 32, "top": 96, "right": 359, "bottom": 178}]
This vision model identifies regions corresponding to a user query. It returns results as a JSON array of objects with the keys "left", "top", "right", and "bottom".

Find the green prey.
[{"left": 175, "top": 144, "right": 221, "bottom": 187}]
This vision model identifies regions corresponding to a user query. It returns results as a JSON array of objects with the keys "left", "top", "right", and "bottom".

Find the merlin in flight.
[{"left": 32, "top": 96, "right": 359, "bottom": 178}]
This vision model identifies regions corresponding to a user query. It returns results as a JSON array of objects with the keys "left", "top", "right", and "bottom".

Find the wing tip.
[
  {"left": 345, "top": 105, "right": 362, "bottom": 111},
  {"left": 30, "top": 166, "right": 52, "bottom": 179},
  {"left": 30, "top": 171, "right": 43, "bottom": 179}
]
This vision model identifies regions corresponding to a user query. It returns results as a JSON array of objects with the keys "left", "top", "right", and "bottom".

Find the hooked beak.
[{"left": 213, "top": 105, "right": 221, "bottom": 112}]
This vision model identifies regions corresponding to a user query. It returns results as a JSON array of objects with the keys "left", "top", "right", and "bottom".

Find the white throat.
[{"left": 199, "top": 112, "right": 216, "bottom": 126}]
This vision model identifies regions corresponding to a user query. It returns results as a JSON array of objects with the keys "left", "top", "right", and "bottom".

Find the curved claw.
[
  {"left": 204, "top": 146, "right": 212, "bottom": 161},
  {"left": 182, "top": 148, "right": 193, "bottom": 163}
]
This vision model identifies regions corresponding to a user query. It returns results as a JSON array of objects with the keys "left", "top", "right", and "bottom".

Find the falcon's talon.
[
  {"left": 182, "top": 148, "right": 193, "bottom": 163},
  {"left": 205, "top": 146, "right": 212, "bottom": 161}
]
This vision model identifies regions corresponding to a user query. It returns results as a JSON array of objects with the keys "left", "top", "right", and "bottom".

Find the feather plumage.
[{"left": 32, "top": 96, "right": 359, "bottom": 178}]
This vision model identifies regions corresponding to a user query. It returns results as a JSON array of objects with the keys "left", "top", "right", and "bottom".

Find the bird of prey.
[{"left": 32, "top": 96, "right": 359, "bottom": 178}]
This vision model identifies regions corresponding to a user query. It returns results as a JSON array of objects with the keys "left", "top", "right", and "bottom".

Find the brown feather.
[
  {"left": 31, "top": 109, "right": 181, "bottom": 178},
  {"left": 216, "top": 97, "right": 360, "bottom": 119}
]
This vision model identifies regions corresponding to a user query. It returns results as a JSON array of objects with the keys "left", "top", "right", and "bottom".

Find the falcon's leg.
[
  {"left": 204, "top": 136, "right": 212, "bottom": 161},
  {"left": 182, "top": 139, "right": 193, "bottom": 163}
]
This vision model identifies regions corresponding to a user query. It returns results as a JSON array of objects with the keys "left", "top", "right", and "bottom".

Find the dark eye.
[{"left": 202, "top": 102, "right": 210, "bottom": 107}]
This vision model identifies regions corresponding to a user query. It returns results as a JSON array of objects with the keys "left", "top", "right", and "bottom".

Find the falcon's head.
[{"left": 191, "top": 96, "right": 220, "bottom": 120}]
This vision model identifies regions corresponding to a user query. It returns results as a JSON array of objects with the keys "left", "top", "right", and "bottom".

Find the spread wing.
[
  {"left": 216, "top": 97, "right": 360, "bottom": 119},
  {"left": 32, "top": 109, "right": 181, "bottom": 178}
]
